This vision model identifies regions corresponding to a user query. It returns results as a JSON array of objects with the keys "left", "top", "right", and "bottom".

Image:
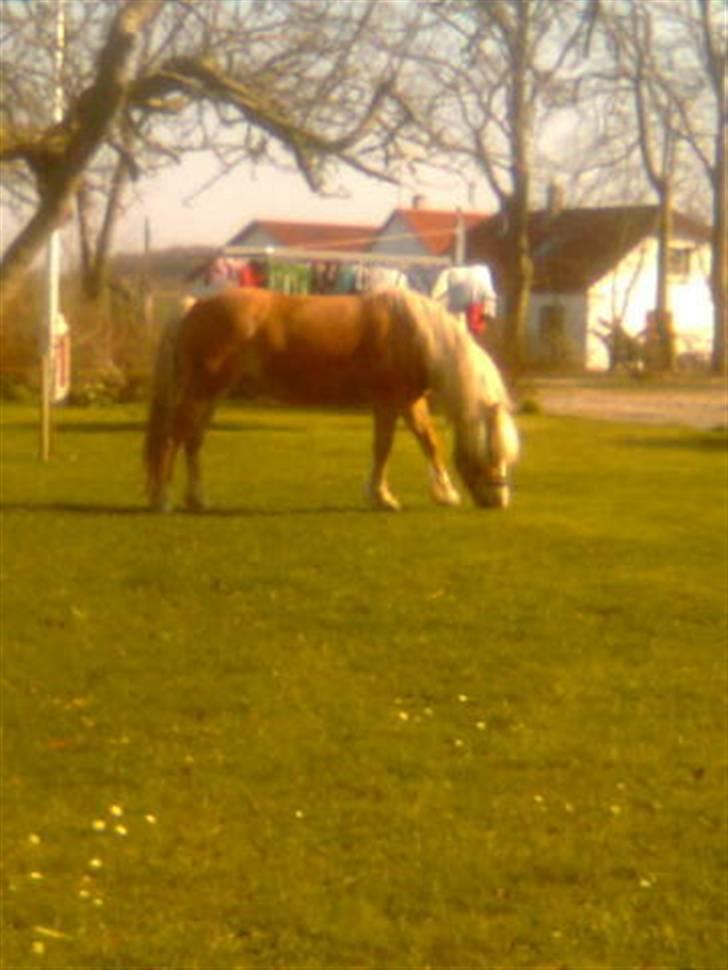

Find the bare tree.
[
  {"left": 574, "top": 0, "right": 723, "bottom": 372},
  {"left": 391, "top": 0, "right": 595, "bottom": 372},
  {"left": 664, "top": 0, "right": 726, "bottom": 374},
  {"left": 0, "top": 0, "right": 165, "bottom": 303},
  {"left": 1, "top": 0, "right": 412, "bottom": 313},
  {"left": 596, "top": 0, "right": 697, "bottom": 371}
]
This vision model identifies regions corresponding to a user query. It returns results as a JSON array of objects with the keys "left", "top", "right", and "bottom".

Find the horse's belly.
[
  {"left": 263, "top": 359, "right": 377, "bottom": 405},
  {"left": 237, "top": 351, "right": 408, "bottom": 406}
]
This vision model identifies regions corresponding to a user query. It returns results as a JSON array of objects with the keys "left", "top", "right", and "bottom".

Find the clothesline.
[{"left": 223, "top": 245, "right": 452, "bottom": 267}]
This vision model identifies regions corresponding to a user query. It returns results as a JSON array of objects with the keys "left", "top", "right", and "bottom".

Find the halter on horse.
[{"left": 144, "top": 287, "right": 519, "bottom": 512}]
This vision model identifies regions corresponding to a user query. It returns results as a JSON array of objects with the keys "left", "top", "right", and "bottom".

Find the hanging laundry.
[
  {"left": 333, "top": 264, "right": 359, "bottom": 294},
  {"left": 238, "top": 260, "right": 266, "bottom": 287},
  {"left": 267, "top": 261, "right": 311, "bottom": 294},
  {"left": 432, "top": 264, "right": 497, "bottom": 317},
  {"left": 406, "top": 264, "right": 441, "bottom": 295},
  {"left": 362, "top": 265, "right": 408, "bottom": 292},
  {"left": 466, "top": 302, "right": 487, "bottom": 339},
  {"left": 311, "top": 262, "right": 339, "bottom": 294}
]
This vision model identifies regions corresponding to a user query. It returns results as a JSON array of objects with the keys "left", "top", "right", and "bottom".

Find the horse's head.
[{"left": 454, "top": 403, "right": 520, "bottom": 509}]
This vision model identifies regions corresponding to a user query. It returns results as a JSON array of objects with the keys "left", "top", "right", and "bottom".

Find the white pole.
[
  {"left": 40, "top": 0, "right": 65, "bottom": 461},
  {"left": 455, "top": 207, "right": 465, "bottom": 264}
]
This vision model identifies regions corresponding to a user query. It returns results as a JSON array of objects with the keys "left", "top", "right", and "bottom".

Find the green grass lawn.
[{"left": 1, "top": 401, "right": 726, "bottom": 969}]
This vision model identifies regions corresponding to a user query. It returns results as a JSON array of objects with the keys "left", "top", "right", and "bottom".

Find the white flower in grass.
[
  {"left": 457, "top": 694, "right": 469, "bottom": 703},
  {"left": 114, "top": 824, "right": 128, "bottom": 837},
  {"left": 145, "top": 814, "right": 158, "bottom": 825},
  {"left": 88, "top": 858, "right": 103, "bottom": 870},
  {"left": 475, "top": 721, "right": 486, "bottom": 731},
  {"left": 397, "top": 710, "right": 409, "bottom": 722},
  {"left": 28, "top": 833, "right": 41, "bottom": 846},
  {"left": 29, "top": 871, "right": 44, "bottom": 881},
  {"left": 92, "top": 820, "right": 107, "bottom": 832},
  {"left": 79, "top": 889, "right": 91, "bottom": 900},
  {"left": 453, "top": 738, "right": 465, "bottom": 748},
  {"left": 109, "top": 804, "right": 123, "bottom": 818},
  {"left": 93, "top": 897, "right": 104, "bottom": 908},
  {"left": 610, "top": 804, "right": 622, "bottom": 817},
  {"left": 34, "top": 927, "right": 71, "bottom": 941},
  {"left": 31, "top": 940, "right": 45, "bottom": 956}
]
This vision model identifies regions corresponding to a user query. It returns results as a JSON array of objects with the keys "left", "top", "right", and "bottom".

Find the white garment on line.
[{"left": 432, "top": 264, "right": 497, "bottom": 316}]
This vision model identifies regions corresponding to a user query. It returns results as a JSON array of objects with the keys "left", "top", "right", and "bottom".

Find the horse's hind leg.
[
  {"left": 149, "top": 437, "right": 179, "bottom": 513},
  {"left": 403, "top": 397, "right": 461, "bottom": 507},
  {"left": 368, "top": 404, "right": 401, "bottom": 510},
  {"left": 177, "top": 395, "right": 216, "bottom": 512}
]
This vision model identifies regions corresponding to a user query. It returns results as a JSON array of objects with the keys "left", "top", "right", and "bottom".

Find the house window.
[
  {"left": 667, "top": 246, "right": 692, "bottom": 279},
  {"left": 539, "top": 304, "right": 567, "bottom": 365}
]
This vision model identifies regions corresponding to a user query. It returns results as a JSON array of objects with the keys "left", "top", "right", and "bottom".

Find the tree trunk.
[
  {"left": 501, "top": 1, "right": 534, "bottom": 376},
  {"left": 710, "top": 127, "right": 726, "bottom": 374},
  {"left": 654, "top": 185, "right": 676, "bottom": 372},
  {"left": 502, "top": 195, "right": 534, "bottom": 374}
]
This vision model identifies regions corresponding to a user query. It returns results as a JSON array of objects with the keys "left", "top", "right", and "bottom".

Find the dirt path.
[{"left": 528, "top": 377, "right": 727, "bottom": 430}]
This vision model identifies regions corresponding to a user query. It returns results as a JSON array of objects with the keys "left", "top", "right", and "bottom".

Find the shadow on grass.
[
  {"left": 1, "top": 420, "right": 145, "bottom": 434},
  {"left": 620, "top": 432, "right": 728, "bottom": 452},
  {"left": 0, "top": 500, "right": 369, "bottom": 518},
  {"left": 210, "top": 421, "right": 305, "bottom": 434},
  {"left": 1, "top": 420, "right": 305, "bottom": 435}
]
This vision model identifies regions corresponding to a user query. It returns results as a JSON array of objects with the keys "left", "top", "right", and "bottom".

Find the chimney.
[
  {"left": 411, "top": 194, "right": 427, "bottom": 210},
  {"left": 546, "top": 181, "right": 564, "bottom": 217}
]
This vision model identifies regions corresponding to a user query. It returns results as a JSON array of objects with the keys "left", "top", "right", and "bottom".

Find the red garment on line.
[
  {"left": 238, "top": 262, "right": 266, "bottom": 287},
  {"left": 466, "top": 302, "right": 486, "bottom": 337}
]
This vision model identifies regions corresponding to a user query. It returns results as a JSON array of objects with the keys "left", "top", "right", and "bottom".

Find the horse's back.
[{"left": 177, "top": 288, "right": 429, "bottom": 406}]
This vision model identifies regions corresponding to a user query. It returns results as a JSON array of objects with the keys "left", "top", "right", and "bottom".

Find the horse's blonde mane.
[
  {"left": 390, "top": 289, "right": 511, "bottom": 415},
  {"left": 385, "top": 289, "right": 520, "bottom": 471}
]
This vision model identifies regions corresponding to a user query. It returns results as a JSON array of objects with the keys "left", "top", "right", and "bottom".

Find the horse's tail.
[{"left": 143, "top": 298, "right": 192, "bottom": 504}]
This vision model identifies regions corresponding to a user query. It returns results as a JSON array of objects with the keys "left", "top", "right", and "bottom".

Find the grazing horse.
[{"left": 144, "top": 287, "right": 519, "bottom": 512}]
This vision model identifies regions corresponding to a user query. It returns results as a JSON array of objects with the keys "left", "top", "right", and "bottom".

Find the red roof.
[
  {"left": 382, "top": 208, "right": 490, "bottom": 256},
  {"left": 229, "top": 219, "right": 376, "bottom": 253},
  {"left": 467, "top": 205, "right": 711, "bottom": 292}
]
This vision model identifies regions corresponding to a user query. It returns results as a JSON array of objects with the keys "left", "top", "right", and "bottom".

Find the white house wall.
[
  {"left": 587, "top": 237, "right": 713, "bottom": 369},
  {"left": 522, "top": 235, "right": 714, "bottom": 370}
]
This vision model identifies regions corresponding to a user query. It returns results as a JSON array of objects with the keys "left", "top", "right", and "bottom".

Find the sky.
[
  {"left": 113, "top": 152, "right": 493, "bottom": 253},
  {"left": 0, "top": 153, "right": 492, "bottom": 269}
]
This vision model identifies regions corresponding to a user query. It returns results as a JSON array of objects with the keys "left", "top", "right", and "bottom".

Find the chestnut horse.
[{"left": 144, "top": 287, "right": 519, "bottom": 512}]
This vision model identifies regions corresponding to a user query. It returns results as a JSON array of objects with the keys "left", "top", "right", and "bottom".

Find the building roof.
[
  {"left": 466, "top": 205, "right": 711, "bottom": 293},
  {"left": 380, "top": 207, "right": 490, "bottom": 256},
  {"left": 228, "top": 219, "right": 376, "bottom": 253}
]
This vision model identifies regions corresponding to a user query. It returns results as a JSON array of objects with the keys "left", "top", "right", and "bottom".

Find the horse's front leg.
[
  {"left": 402, "top": 396, "right": 461, "bottom": 507},
  {"left": 368, "top": 404, "right": 401, "bottom": 510}
]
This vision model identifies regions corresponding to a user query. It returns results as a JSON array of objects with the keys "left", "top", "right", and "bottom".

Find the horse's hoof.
[
  {"left": 185, "top": 496, "right": 208, "bottom": 513},
  {"left": 150, "top": 499, "right": 173, "bottom": 514},
  {"left": 369, "top": 494, "right": 402, "bottom": 512},
  {"left": 432, "top": 488, "right": 461, "bottom": 507}
]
